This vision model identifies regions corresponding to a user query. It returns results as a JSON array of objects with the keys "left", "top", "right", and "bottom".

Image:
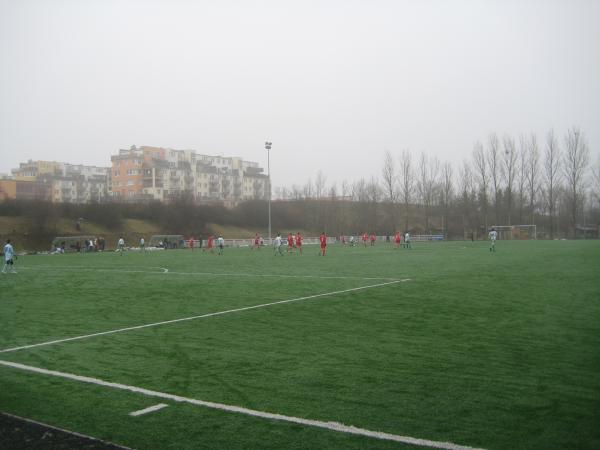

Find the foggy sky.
[{"left": 1, "top": 0, "right": 598, "bottom": 188}]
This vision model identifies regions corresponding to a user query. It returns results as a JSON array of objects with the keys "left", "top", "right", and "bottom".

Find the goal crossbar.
[{"left": 490, "top": 225, "right": 537, "bottom": 240}]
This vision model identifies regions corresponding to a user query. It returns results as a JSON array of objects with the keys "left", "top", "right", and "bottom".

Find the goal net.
[{"left": 490, "top": 225, "right": 537, "bottom": 240}]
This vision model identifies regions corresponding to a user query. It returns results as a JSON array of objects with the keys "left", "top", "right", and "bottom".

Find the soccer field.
[{"left": 1, "top": 240, "right": 599, "bottom": 449}]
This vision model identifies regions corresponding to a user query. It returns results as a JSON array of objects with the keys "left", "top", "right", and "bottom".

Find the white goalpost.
[{"left": 490, "top": 225, "right": 537, "bottom": 240}]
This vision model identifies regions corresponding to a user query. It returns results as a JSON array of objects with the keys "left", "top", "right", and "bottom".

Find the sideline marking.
[
  {"left": 129, "top": 403, "right": 168, "bottom": 417},
  {"left": 18, "top": 265, "right": 398, "bottom": 281},
  {"left": 0, "top": 360, "right": 484, "bottom": 450},
  {"left": 0, "top": 411, "right": 132, "bottom": 449},
  {"left": 0, "top": 280, "right": 409, "bottom": 354}
]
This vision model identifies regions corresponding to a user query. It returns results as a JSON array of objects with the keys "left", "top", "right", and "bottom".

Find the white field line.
[
  {"left": 157, "top": 271, "right": 399, "bottom": 281},
  {"left": 0, "top": 411, "right": 132, "bottom": 449},
  {"left": 0, "top": 280, "right": 409, "bottom": 354},
  {"left": 18, "top": 265, "right": 398, "bottom": 281},
  {"left": 0, "top": 360, "right": 484, "bottom": 450},
  {"left": 129, "top": 403, "right": 168, "bottom": 417}
]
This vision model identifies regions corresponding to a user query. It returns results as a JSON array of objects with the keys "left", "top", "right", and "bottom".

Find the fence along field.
[{"left": 0, "top": 240, "right": 599, "bottom": 449}]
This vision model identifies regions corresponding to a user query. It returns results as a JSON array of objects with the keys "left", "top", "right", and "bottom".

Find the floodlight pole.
[{"left": 265, "top": 141, "right": 272, "bottom": 245}]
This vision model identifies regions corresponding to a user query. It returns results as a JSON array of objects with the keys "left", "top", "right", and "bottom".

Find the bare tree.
[
  {"left": 563, "top": 127, "right": 590, "bottom": 235},
  {"left": 526, "top": 134, "right": 540, "bottom": 225},
  {"left": 290, "top": 184, "right": 303, "bottom": 200},
  {"left": 487, "top": 133, "right": 502, "bottom": 225},
  {"left": 472, "top": 141, "right": 489, "bottom": 231},
  {"left": 303, "top": 178, "right": 314, "bottom": 199},
  {"left": 399, "top": 149, "right": 414, "bottom": 230},
  {"left": 418, "top": 152, "right": 440, "bottom": 233},
  {"left": 440, "top": 161, "right": 454, "bottom": 237},
  {"left": 502, "top": 135, "right": 518, "bottom": 225},
  {"left": 367, "top": 177, "right": 382, "bottom": 203},
  {"left": 517, "top": 135, "right": 528, "bottom": 223},
  {"left": 459, "top": 160, "right": 475, "bottom": 238},
  {"left": 341, "top": 180, "right": 350, "bottom": 199},
  {"left": 365, "top": 177, "right": 381, "bottom": 232},
  {"left": 314, "top": 170, "right": 327, "bottom": 199},
  {"left": 544, "top": 130, "right": 561, "bottom": 238},
  {"left": 381, "top": 150, "right": 398, "bottom": 231},
  {"left": 592, "top": 154, "right": 600, "bottom": 213},
  {"left": 326, "top": 183, "right": 339, "bottom": 233},
  {"left": 338, "top": 180, "right": 351, "bottom": 233},
  {"left": 381, "top": 151, "right": 397, "bottom": 202},
  {"left": 351, "top": 178, "right": 365, "bottom": 201}
]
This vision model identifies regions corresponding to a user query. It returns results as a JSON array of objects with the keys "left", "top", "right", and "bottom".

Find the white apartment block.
[
  {"left": 113, "top": 146, "right": 269, "bottom": 205},
  {"left": 52, "top": 164, "right": 110, "bottom": 203},
  {"left": 10, "top": 159, "right": 110, "bottom": 203}
]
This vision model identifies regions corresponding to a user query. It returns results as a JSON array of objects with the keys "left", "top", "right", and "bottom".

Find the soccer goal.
[{"left": 490, "top": 225, "right": 537, "bottom": 240}]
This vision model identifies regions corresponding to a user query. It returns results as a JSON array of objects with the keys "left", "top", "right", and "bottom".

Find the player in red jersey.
[
  {"left": 287, "top": 232, "right": 295, "bottom": 254},
  {"left": 295, "top": 232, "right": 303, "bottom": 255},
  {"left": 362, "top": 232, "right": 368, "bottom": 247},
  {"left": 394, "top": 231, "right": 401, "bottom": 249},
  {"left": 189, "top": 237, "right": 194, "bottom": 251},
  {"left": 370, "top": 233, "right": 376, "bottom": 246},
  {"left": 319, "top": 232, "right": 327, "bottom": 256},
  {"left": 253, "top": 233, "right": 261, "bottom": 250},
  {"left": 206, "top": 235, "right": 214, "bottom": 254}
]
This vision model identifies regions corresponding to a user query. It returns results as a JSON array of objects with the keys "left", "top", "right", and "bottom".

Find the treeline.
[
  {"left": 274, "top": 127, "right": 600, "bottom": 239},
  {"left": 1, "top": 126, "right": 598, "bottom": 246}
]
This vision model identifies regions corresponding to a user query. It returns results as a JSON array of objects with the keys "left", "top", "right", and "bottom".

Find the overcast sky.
[{"left": 1, "top": 0, "right": 598, "bottom": 188}]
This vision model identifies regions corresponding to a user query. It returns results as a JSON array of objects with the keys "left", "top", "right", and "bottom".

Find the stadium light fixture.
[{"left": 265, "top": 141, "right": 272, "bottom": 245}]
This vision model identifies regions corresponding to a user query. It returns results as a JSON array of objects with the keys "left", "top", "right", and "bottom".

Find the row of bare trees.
[{"left": 274, "top": 127, "right": 598, "bottom": 238}]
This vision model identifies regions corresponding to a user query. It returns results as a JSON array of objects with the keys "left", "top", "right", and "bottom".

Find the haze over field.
[{"left": 0, "top": 0, "right": 598, "bottom": 187}]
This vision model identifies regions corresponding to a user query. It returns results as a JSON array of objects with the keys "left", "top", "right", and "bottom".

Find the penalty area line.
[
  {"left": 0, "top": 280, "right": 409, "bottom": 354},
  {"left": 0, "top": 360, "right": 484, "bottom": 450}
]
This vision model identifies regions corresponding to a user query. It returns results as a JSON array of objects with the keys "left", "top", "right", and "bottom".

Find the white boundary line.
[
  {"left": 0, "top": 280, "right": 408, "bottom": 354},
  {"left": 0, "top": 410, "right": 132, "bottom": 449},
  {"left": 129, "top": 403, "right": 168, "bottom": 417},
  {"left": 17, "top": 265, "right": 399, "bottom": 281},
  {"left": 0, "top": 360, "right": 484, "bottom": 450}
]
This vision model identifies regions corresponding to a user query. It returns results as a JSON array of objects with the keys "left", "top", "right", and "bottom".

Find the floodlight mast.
[{"left": 265, "top": 141, "right": 272, "bottom": 246}]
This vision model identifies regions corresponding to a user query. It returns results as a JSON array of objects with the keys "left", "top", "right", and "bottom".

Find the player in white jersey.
[
  {"left": 117, "top": 237, "right": 125, "bottom": 255},
  {"left": 139, "top": 237, "right": 145, "bottom": 252},
  {"left": 489, "top": 228, "right": 498, "bottom": 252},
  {"left": 273, "top": 233, "right": 283, "bottom": 256},
  {"left": 217, "top": 236, "right": 225, "bottom": 255},
  {"left": 2, "top": 239, "right": 16, "bottom": 273},
  {"left": 404, "top": 232, "right": 412, "bottom": 249}
]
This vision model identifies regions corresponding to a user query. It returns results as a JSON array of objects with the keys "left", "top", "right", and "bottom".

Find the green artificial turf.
[{"left": 1, "top": 240, "right": 599, "bottom": 449}]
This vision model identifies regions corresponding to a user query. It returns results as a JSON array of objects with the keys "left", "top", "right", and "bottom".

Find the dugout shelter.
[
  {"left": 52, "top": 236, "right": 99, "bottom": 253},
  {"left": 149, "top": 235, "right": 185, "bottom": 249}
]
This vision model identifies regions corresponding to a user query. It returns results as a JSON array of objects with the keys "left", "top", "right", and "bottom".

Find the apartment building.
[
  {"left": 6, "top": 160, "right": 110, "bottom": 203},
  {"left": 110, "top": 146, "right": 166, "bottom": 199},
  {"left": 111, "top": 146, "right": 268, "bottom": 206},
  {"left": 0, "top": 178, "right": 52, "bottom": 201},
  {"left": 52, "top": 164, "right": 110, "bottom": 203},
  {"left": 11, "top": 160, "right": 62, "bottom": 181}
]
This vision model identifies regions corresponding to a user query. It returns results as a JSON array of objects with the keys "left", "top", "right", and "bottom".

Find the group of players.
[
  {"left": 2, "top": 227, "right": 499, "bottom": 270},
  {"left": 347, "top": 231, "right": 413, "bottom": 249},
  {"left": 269, "top": 231, "right": 329, "bottom": 256}
]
